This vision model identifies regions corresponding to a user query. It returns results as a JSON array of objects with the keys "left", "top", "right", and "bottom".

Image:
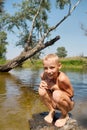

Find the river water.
[{"left": 0, "top": 68, "right": 87, "bottom": 130}]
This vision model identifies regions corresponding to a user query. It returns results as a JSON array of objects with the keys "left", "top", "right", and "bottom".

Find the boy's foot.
[
  {"left": 55, "top": 115, "right": 69, "bottom": 128},
  {"left": 71, "top": 101, "right": 75, "bottom": 109},
  {"left": 69, "top": 101, "right": 75, "bottom": 111},
  {"left": 44, "top": 111, "right": 55, "bottom": 124}
]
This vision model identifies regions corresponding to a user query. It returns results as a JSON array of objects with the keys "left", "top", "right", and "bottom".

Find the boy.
[{"left": 38, "top": 54, "right": 74, "bottom": 127}]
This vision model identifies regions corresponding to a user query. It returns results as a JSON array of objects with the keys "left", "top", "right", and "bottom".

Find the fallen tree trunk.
[{"left": 0, "top": 35, "right": 60, "bottom": 72}]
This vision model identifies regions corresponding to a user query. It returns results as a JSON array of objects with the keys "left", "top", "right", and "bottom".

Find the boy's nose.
[{"left": 47, "top": 68, "right": 51, "bottom": 73}]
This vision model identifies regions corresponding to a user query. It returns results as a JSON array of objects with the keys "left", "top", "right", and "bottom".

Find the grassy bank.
[
  {"left": 0, "top": 57, "right": 87, "bottom": 70},
  {"left": 0, "top": 59, "right": 7, "bottom": 65},
  {"left": 22, "top": 59, "right": 43, "bottom": 69},
  {"left": 60, "top": 57, "right": 87, "bottom": 70},
  {"left": 22, "top": 57, "right": 87, "bottom": 70}
]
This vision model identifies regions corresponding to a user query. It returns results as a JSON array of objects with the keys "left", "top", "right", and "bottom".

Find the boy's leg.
[
  {"left": 55, "top": 101, "right": 69, "bottom": 128},
  {"left": 52, "top": 90, "right": 74, "bottom": 127},
  {"left": 38, "top": 88, "right": 55, "bottom": 123},
  {"left": 44, "top": 110, "right": 55, "bottom": 123},
  {"left": 55, "top": 114, "right": 69, "bottom": 128}
]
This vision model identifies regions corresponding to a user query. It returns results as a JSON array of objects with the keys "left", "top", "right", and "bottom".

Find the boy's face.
[{"left": 43, "top": 58, "right": 60, "bottom": 80}]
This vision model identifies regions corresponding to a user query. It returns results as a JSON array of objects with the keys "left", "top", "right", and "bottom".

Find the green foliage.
[
  {"left": 0, "top": 0, "right": 5, "bottom": 12},
  {"left": 61, "top": 58, "right": 83, "bottom": 66},
  {"left": 0, "top": 31, "right": 8, "bottom": 59},
  {"left": 0, "top": 0, "right": 77, "bottom": 61},
  {"left": 0, "top": 58, "right": 6, "bottom": 64},
  {"left": 56, "top": 0, "right": 70, "bottom": 9},
  {"left": 0, "top": 0, "right": 71, "bottom": 49},
  {"left": 0, "top": 1, "right": 8, "bottom": 59},
  {"left": 1, "top": 0, "right": 51, "bottom": 49},
  {"left": 22, "top": 57, "right": 87, "bottom": 70},
  {"left": 60, "top": 57, "right": 86, "bottom": 71},
  {"left": 56, "top": 46, "right": 67, "bottom": 58},
  {"left": 22, "top": 59, "right": 43, "bottom": 69}
]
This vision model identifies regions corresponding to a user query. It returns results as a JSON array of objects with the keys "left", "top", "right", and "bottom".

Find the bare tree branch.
[
  {"left": 26, "top": 0, "right": 43, "bottom": 47},
  {"left": 41, "top": 0, "right": 81, "bottom": 42},
  {"left": 0, "top": 0, "right": 81, "bottom": 72},
  {"left": 81, "top": 23, "right": 87, "bottom": 36},
  {"left": 0, "top": 35, "right": 60, "bottom": 72}
]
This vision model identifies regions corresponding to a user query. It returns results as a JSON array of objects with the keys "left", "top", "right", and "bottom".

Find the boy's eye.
[
  {"left": 44, "top": 66, "right": 55, "bottom": 70},
  {"left": 50, "top": 66, "right": 55, "bottom": 69},
  {"left": 44, "top": 67, "right": 47, "bottom": 70}
]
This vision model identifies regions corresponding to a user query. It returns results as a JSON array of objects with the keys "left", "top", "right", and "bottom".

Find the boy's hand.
[{"left": 39, "top": 80, "right": 48, "bottom": 89}]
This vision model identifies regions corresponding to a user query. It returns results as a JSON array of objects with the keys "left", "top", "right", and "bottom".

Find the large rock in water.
[{"left": 29, "top": 112, "right": 84, "bottom": 130}]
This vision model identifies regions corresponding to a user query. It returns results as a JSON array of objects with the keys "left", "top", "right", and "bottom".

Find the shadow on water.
[{"left": 0, "top": 68, "right": 87, "bottom": 129}]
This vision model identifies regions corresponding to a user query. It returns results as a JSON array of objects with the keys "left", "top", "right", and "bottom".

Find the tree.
[
  {"left": 0, "top": 0, "right": 8, "bottom": 59},
  {"left": 0, "top": 31, "right": 8, "bottom": 59},
  {"left": 0, "top": 0, "right": 81, "bottom": 72},
  {"left": 56, "top": 46, "right": 67, "bottom": 58},
  {"left": 0, "top": 0, "right": 5, "bottom": 12},
  {"left": 81, "top": 23, "right": 87, "bottom": 36},
  {"left": 80, "top": 11, "right": 87, "bottom": 36}
]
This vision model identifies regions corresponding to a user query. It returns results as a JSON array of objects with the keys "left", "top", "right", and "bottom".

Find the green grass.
[
  {"left": 0, "top": 59, "right": 6, "bottom": 65},
  {"left": 22, "top": 57, "right": 87, "bottom": 70},
  {"left": 0, "top": 57, "right": 87, "bottom": 70},
  {"left": 22, "top": 59, "right": 43, "bottom": 69},
  {"left": 60, "top": 57, "right": 87, "bottom": 69}
]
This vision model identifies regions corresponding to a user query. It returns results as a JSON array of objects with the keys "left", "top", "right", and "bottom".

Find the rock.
[{"left": 29, "top": 112, "right": 81, "bottom": 130}]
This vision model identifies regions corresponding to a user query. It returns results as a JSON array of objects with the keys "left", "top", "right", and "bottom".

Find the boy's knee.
[
  {"left": 53, "top": 90, "right": 61, "bottom": 102},
  {"left": 38, "top": 87, "right": 46, "bottom": 96}
]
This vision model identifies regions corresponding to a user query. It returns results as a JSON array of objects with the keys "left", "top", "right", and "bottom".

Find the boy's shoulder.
[{"left": 58, "top": 71, "right": 68, "bottom": 82}]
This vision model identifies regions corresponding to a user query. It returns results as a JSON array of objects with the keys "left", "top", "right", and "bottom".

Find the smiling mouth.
[{"left": 48, "top": 74, "right": 53, "bottom": 78}]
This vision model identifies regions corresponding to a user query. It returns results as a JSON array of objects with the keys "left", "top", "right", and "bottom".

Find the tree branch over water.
[{"left": 0, "top": 0, "right": 81, "bottom": 72}]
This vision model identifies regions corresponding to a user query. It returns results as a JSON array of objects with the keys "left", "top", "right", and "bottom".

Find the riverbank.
[
  {"left": 22, "top": 56, "right": 87, "bottom": 70},
  {"left": 0, "top": 56, "right": 87, "bottom": 71}
]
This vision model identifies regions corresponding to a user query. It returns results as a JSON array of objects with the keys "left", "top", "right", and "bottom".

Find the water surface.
[{"left": 0, "top": 68, "right": 87, "bottom": 129}]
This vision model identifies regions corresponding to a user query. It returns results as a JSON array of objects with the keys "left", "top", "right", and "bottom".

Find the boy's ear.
[{"left": 58, "top": 63, "right": 62, "bottom": 69}]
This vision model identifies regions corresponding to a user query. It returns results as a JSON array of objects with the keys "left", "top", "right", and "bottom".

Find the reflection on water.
[
  {"left": 64, "top": 71, "right": 87, "bottom": 101},
  {"left": 0, "top": 69, "right": 46, "bottom": 130},
  {"left": 0, "top": 68, "right": 87, "bottom": 129}
]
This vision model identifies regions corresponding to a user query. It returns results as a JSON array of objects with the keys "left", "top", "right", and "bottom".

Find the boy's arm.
[
  {"left": 60, "top": 81, "right": 74, "bottom": 97},
  {"left": 58, "top": 75, "right": 74, "bottom": 97},
  {"left": 40, "top": 72, "right": 48, "bottom": 89}
]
